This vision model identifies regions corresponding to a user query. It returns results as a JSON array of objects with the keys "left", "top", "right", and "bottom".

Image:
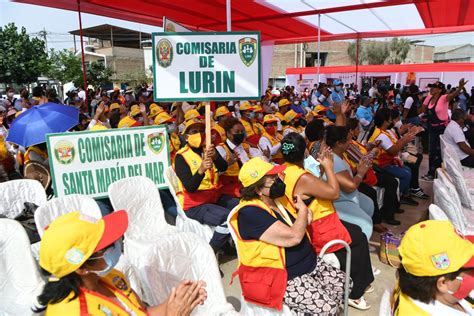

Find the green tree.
[
  {"left": 0, "top": 23, "right": 50, "bottom": 84},
  {"left": 387, "top": 38, "right": 411, "bottom": 64},
  {"left": 347, "top": 39, "right": 366, "bottom": 65},
  {"left": 47, "top": 49, "right": 82, "bottom": 84},
  {"left": 366, "top": 41, "right": 389, "bottom": 65},
  {"left": 73, "top": 61, "right": 114, "bottom": 88},
  {"left": 347, "top": 38, "right": 410, "bottom": 65}
]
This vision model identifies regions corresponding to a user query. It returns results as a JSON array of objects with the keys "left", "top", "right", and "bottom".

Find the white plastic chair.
[
  {"left": 108, "top": 176, "right": 178, "bottom": 242},
  {"left": 378, "top": 289, "right": 392, "bottom": 316},
  {"left": 34, "top": 194, "right": 102, "bottom": 236},
  {"left": 0, "top": 219, "right": 44, "bottom": 315},
  {"left": 165, "top": 167, "right": 214, "bottom": 241},
  {"left": 125, "top": 232, "right": 237, "bottom": 315},
  {"left": 444, "top": 156, "right": 474, "bottom": 210},
  {"left": 429, "top": 204, "right": 450, "bottom": 221},
  {"left": 0, "top": 179, "right": 47, "bottom": 219}
]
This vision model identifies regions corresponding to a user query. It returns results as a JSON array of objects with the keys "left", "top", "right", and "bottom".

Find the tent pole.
[
  {"left": 355, "top": 36, "right": 359, "bottom": 90},
  {"left": 317, "top": 13, "right": 321, "bottom": 83},
  {"left": 77, "top": 0, "right": 88, "bottom": 105},
  {"left": 226, "top": 0, "right": 232, "bottom": 31}
]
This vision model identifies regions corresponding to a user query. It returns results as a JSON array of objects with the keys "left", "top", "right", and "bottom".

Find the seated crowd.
[{"left": 1, "top": 79, "right": 473, "bottom": 315}]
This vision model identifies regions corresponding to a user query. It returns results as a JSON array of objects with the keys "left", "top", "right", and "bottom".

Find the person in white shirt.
[
  {"left": 393, "top": 220, "right": 474, "bottom": 316},
  {"left": 443, "top": 109, "right": 474, "bottom": 167},
  {"left": 368, "top": 83, "right": 378, "bottom": 98}
]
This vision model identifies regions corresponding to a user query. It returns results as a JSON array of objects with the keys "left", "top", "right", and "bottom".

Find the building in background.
[
  {"left": 434, "top": 44, "right": 474, "bottom": 63},
  {"left": 69, "top": 24, "right": 151, "bottom": 87}
]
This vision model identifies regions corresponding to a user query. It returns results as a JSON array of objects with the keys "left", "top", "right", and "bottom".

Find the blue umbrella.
[{"left": 6, "top": 103, "right": 79, "bottom": 147}]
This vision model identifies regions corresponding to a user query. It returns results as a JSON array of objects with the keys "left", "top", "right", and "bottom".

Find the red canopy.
[
  {"left": 286, "top": 62, "right": 474, "bottom": 75},
  {"left": 14, "top": 0, "right": 474, "bottom": 43}
]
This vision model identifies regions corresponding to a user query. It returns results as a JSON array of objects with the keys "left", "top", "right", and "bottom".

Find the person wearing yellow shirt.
[
  {"left": 283, "top": 109, "right": 306, "bottom": 137},
  {"left": 34, "top": 211, "right": 207, "bottom": 315},
  {"left": 155, "top": 111, "right": 181, "bottom": 161},
  {"left": 239, "top": 101, "right": 260, "bottom": 138},
  {"left": 259, "top": 114, "right": 284, "bottom": 164},
  {"left": 392, "top": 220, "right": 474, "bottom": 315},
  {"left": 253, "top": 105, "right": 266, "bottom": 135},
  {"left": 276, "top": 98, "right": 291, "bottom": 132},
  {"left": 230, "top": 157, "right": 346, "bottom": 315},
  {"left": 212, "top": 106, "right": 232, "bottom": 146}
]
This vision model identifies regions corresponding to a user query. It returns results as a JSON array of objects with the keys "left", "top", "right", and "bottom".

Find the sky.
[{"left": 1, "top": 0, "right": 472, "bottom": 51}]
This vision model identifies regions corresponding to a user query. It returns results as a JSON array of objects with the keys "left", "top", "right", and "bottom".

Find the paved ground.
[{"left": 220, "top": 157, "right": 433, "bottom": 315}]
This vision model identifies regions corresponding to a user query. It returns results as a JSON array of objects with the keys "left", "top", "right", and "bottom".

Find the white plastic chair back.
[
  {"left": 444, "top": 156, "right": 474, "bottom": 210},
  {"left": 226, "top": 207, "right": 292, "bottom": 316},
  {"left": 0, "top": 179, "right": 47, "bottom": 218},
  {"left": 429, "top": 204, "right": 450, "bottom": 221},
  {"left": 165, "top": 167, "right": 214, "bottom": 241},
  {"left": 108, "top": 176, "right": 177, "bottom": 242},
  {"left": 34, "top": 194, "right": 102, "bottom": 236},
  {"left": 0, "top": 219, "right": 44, "bottom": 315},
  {"left": 378, "top": 289, "right": 392, "bottom": 316},
  {"left": 125, "top": 232, "right": 237, "bottom": 316},
  {"left": 375, "top": 186, "right": 385, "bottom": 210},
  {"left": 440, "top": 134, "right": 448, "bottom": 161},
  {"left": 433, "top": 177, "right": 466, "bottom": 233}
]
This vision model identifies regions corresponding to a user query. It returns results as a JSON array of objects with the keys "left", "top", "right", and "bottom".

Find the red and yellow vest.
[
  {"left": 343, "top": 140, "right": 378, "bottom": 186},
  {"left": 255, "top": 122, "right": 265, "bottom": 135},
  {"left": 391, "top": 286, "right": 431, "bottom": 316},
  {"left": 283, "top": 125, "right": 304, "bottom": 135},
  {"left": 283, "top": 163, "right": 351, "bottom": 253},
  {"left": 261, "top": 131, "right": 284, "bottom": 164},
  {"left": 0, "top": 136, "right": 8, "bottom": 161},
  {"left": 219, "top": 142, "right": 251, "bottom": 198},
  {"left": 24, "top": 146, "right": 48, "bottom": 165},
  {"left": 212, "top": 124, "right": 227, "bottom": 145},
  {"left": 175, "top": 145, "right": 222, "bottom": 210},
  {"left": 229, "top": 198, "right": 301, "bottom": 310},
  {"left": 275, "top": 112, "right": 286, "bottom": 123},
  {"left": 241, "top": 119, "right": 260, "bottom": 138},
  {"left": 368, "top": 127, "right": 398, "bottom": 167},
  {"left": 45, "top": 269, "right": 147, "bottom": 316}
]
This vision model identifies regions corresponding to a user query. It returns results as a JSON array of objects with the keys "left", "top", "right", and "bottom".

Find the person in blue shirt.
[
  {"left": 329, "top": 80, "right": 345, "bottom": 121},
  {"left": 356, "top": 96, "right": 374, "bottom": 131}
]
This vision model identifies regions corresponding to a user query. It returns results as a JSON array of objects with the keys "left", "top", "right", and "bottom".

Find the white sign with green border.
[
  {"left": 46, "top": 126, "right": 170, "bottom": 199},
  {"left": 153, "top": 31, "right": 261, "bottom": 101}
]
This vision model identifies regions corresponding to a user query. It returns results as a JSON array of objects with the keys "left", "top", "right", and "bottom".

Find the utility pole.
[{"left": 38, "top": 27, "right": 48, "bottom": 52}]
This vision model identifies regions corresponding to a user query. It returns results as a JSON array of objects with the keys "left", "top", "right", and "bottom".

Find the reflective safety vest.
[
  {"left": 212, "top": 123, "right": 227, "bottom": 144},
  {"left": 240, "top": 119, "right": 260, "bottom": 138},
  {"left": 0, "top": 136, "right": 8, "bottom": 161},
  {"left": 219, "top": 142, "right": 250, "bottom": 198},
  {"left": 260, "top": 131, "right": 284, "bottom": 164},
  {"left": 283, "top": 163, "right": 351, "bottom": 253},
  {"left": 175, "top": 145, "right": 221, "bottom": 210},
  {"left": 255, "top": 122, "right": 265, "bottom": 135},
  {"left": 44, "top": 269, "right": 147, "bottom": 316},
  {"left": 391, "top": 286, "right": 431, "bottom": 316},
  {"left": 368, "top": 127, "right": 398, "bottom": 167},
  {"left": 229, "top": 198, "right": 300, "bottom": 310},
  {"left": 275, "top": 112, "right": 286, "bottom": 123},
  {"left": 283, "top": 125, "right": 304, "bottom": 135},
  {"left": 24, "top": 146, "right": 48, "bottom": 165}
]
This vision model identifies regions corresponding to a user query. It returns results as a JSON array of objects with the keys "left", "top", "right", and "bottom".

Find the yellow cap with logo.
[
  {"left": 214, "top": 106, "right": 231, "bottom": 119},
  {"left": 183, "top": 118, "right": 205, "bottom": 134},
  {"left": 263, "top": 114, "right": 278, "bottom": 124},
  {"left": 149, "top": 106, "right": 164, "bottom": 118},
  {"left": 109, "top": 103, "right": 121, "bottom": 111},
  {"left": 278, "top": 99, "right": 291, "bottom": 108},
  {"left": 284, "top": 109, "right": 302, "bottom": 122},
  {"left": 184, "top": 109, "right": 203, "bottom": 122},
  {"left": 239, "top": 157, "right": 286, "bottom": 188},
  {"left": 399, "top": 220, "right": 474, "bottom": 277},
  {"left": 239, "top": 102, "right": 254, "bottom": 111},
  {"left": 118, "top": 116, "right": 137, "bottom": 128},
  {"left": 155, "top": 112, "right": 175, "bottom": 125},
  {"left": 39, "top": 210, "right": 128, "bottom": 279}
]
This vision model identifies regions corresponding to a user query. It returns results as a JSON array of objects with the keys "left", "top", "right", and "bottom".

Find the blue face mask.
[
  {"left": 246, "top": 112, "right": 255, "bottom": 119},
  {"left": 304, "top": 155, "right": 321, "bottom": 178},
  {"left": 335, "top": 86, "right": 342, "bottom": 92},
  {"left": 88, "top": 240, "right": 122, "bottom": 277}
]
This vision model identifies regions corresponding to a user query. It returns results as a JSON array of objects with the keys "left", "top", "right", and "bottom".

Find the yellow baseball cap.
[
  {"left": 399, "top": 220, "right": 474, "bottom": 277},
  {"left": 239, "top": 102, "right": 254, "bottom": 111},
  {"left": 39, "top": 210, "right": 128, "bottom": 279},
  {"left": 253, "top": 105, "right": 264, "bottom": 113},
  {"left": 239, "top": 157, "right": 286, "bottom": 188},
  {"left": 90, "top": 124, "right": 108, "bottom": 131},
  {"left": 278, "top": 99, "right": 291, "bottom": 108},
  {"left": 214, "top": 106, "right": 231, "bottom": 119},
  {"left": 155, "top": 112, "right": 175, "bottom": 125},
  {"left": 149, "top": 106, "right": 164, "bottom": 118},
  {"left": 109, "top": 103, "right": 121, "bottom": 111},
  {"left": 263, "top": 114, "right": 279, "bottom": 124},
  {"left": 313, "top": 105, "right": 328, "bottom": 115},
  {"left": 184, "top": 109, "right": 203, "bottom": 121},
  {"left": 149, "top": 103, "right": 159, "bottom": 111},
  {"left": 118, "top": 116, "right": 137, "bottom": 128},
  {"left": 183, "top": 117, "right": 205, "bottom": 134},
  {"left": 284, "top": 109, "right": 302, "bottom": 122},
  {"left": 130, "top": 105, "right": 141, "bottom": 117}
]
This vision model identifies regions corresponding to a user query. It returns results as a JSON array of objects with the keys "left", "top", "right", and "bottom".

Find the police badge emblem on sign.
[
  {"left": 239, "top": 37, "right": 257, "bottom": 67},
  {"left": 157, "top": 38, "right": 173, "bottom": 68}
]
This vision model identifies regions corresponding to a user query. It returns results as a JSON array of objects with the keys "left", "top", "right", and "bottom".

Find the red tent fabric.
[
  {"left": 286, "top": 62, "right": 474, "bottom": 75},
  {"left": 14, "top": 0, "right": 474, "bottom": 43}
]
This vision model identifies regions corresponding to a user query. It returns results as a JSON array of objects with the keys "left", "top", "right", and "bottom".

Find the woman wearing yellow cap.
[
  {"left": 174, "top": 118, "right": 236, "bottom": 252},
  {"left": 393, "top": 220, "right": 474, "bottom": 315},
  {"left": 230, "top": 157, "right": 346, "bottom": 315},
  {"left": 259, "top": 114, "right": 284, "bottom": 164},
  {"left": 280, "top": 132, "right": 375, "bottom": 310},
  {"left": 34, "top": 211, "right": 207, "bottom": 315},
  {"left": 211, "top": 106, "right": 232, "bottom": 146},
  {"left": 282, "top": 109, "right": 307, "bottom": 137},
  {"left": 238, "top": 102, "right": 261, "bottom": 142}
]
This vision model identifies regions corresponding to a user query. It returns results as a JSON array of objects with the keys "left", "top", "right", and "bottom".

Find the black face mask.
[
  {"left": 388, "top": 123, "right": 395, "bottom": 129},
  {"left": 299, "top": 118, "right": 307, "bottom": 127},
  {"left": 232, "top": 133, "right": 245, "bottom": 146},
  {"left": 228, "top": 106, "right": 235, "bottom": 112},
  {"left": 268, "top": 178, "right": 286, "bottom": 199},
  {"left": 293, "top": 120, "right": 301, "bottom": 128}
]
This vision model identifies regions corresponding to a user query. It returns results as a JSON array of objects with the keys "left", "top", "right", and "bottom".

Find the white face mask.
[
  {"left": 394, "top": 120, "right": 402, "bottom": 129},
  {"left": 167, "top": 124, "right": 177, "bottom": 134},
  {"left": 7, "top": 92, "right": 14, "bottom": 98},
  {"left": 304, "top": 155, "right": 321, "bottom": 178}
]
